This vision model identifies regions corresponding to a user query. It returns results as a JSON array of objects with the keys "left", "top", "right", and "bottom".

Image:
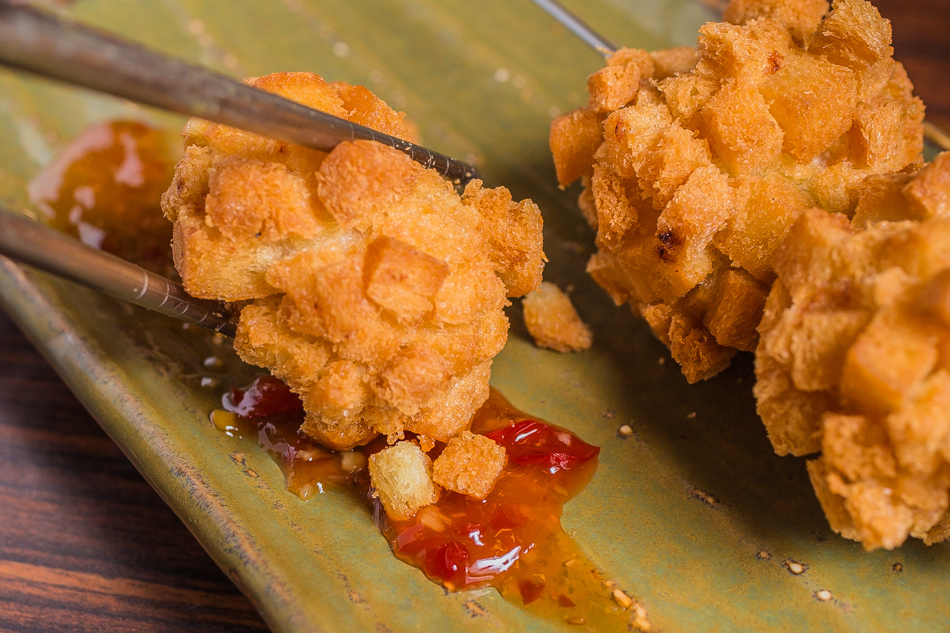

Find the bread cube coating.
[
  {"left": 754, "top": 165, "right": 950, "bottom": 549},
  {"left": 162, "top": 72, "right": 545, "bottom": 450},
  {"left": 550, "top": 0, "right": 924, "bottom": 382},
  {"left": 432, "top": 431, "right": 507, "bottom": 499},
  {"left": 369, "top": 441, "right": 440, "bottom": 520}
]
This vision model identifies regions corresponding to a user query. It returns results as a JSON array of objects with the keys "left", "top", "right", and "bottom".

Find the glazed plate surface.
[{"left": 0, "top": 0, "right": 946, "bottom": 630}]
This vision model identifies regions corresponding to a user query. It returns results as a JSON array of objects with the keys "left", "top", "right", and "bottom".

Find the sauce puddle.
[{"left": 216, "top": 377, "right": 637, "bottom": 629}]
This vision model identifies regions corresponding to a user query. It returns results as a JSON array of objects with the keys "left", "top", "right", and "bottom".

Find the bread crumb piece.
[
  {"left": 523, "top": 282, "right": 593, "bottom": 352},
  {"left": 612, "top": 588, "right": 633, "bottom": 609},
  {"left": 631, "top": 602, "right": 651, "bottom": 631},
  {"left": 618, "top": 424, "right": 634, "bottom": 437},
  {"left": 432, "top": 431, "right": 507, "bottom": 499},
  {"left": 785, "top": 559, "right": 806, "bottom": 575},
  {"left": 369, "top": 441, "right": 440, "bottom": 520}
]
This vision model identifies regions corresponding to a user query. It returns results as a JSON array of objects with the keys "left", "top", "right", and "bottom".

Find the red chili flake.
[
  {"left": 518, "top": 578, "right": 545, "bottom": 604},
  {"left": 425, "top": 541, "right": 469, "bottom": 583}
]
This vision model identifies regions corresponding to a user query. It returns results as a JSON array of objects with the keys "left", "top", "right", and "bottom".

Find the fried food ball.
[
  {"left": 756, "top": 157, "right": 950, "bottom": 549},
  {"left": 162, "top": 72, "right": 545, "bottom": 451},
  {"left": 550, "top": 0, "right": 924, "bottom": 382}
]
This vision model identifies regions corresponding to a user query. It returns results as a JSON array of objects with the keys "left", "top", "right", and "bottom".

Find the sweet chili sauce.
[
  {"left": 37, "top": 119, "right": 642, "bottom": 630},
  {"left": 218, "top": 378, "right": 637, "bottom": 630},
  {"left": 28, "top": 120, "right": 175, "bottom": 274}
]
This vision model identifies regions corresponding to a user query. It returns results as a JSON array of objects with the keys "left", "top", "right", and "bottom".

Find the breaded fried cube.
[
  {"left": 432, "top": 431, "right": 507, "bottom": 499},
  {"left": 522, "top": 282, "right": 593, "bottom": 353},
  {"left": 723, "top": 0, "right": 829, "bottom": 44},
  {"left": 163, "top": 72, "right": 545, "bottom": 454},
  {"left": 369, "top": 441, "right": 440, "bottom": 520},
  {"left": 754, "top": 181, "right": 950, "bottom": 549},
  {"left": 550, "top": 0, "right": 924, "bottom": 383}
]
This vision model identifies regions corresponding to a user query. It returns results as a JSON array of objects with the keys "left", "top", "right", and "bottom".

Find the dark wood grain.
[
  {"left": 0, "top": 306, "right": 268, "bottom": 632},
  {"left": 0, "top": 3, "right": 947, "bottom": 632}
]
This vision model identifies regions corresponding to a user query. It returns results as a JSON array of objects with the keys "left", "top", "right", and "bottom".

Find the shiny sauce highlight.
[{"left": 218, "top": 379, "right": 633, "bottom": 629}]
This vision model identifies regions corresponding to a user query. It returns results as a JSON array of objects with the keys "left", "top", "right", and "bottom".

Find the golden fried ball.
[
  {"left": 756, "top": 155, "right": 950, "bottom": 549},
  {"left": 162, "top": 72, "right": 544, "bottom": 450},
  {"left": 550, "top": 0, "right": 924, "bottom": 382}
]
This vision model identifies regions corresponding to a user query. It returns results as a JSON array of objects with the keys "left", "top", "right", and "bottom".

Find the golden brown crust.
[
  {"left": 523, "top": 282, "right": 593, "bottom": 353},
  {"left": 755, "top": 175, "right": 950, "bottom": 549},
  {"left": 162, "top": 72, "right": 545, "bottom": 453},
  {"left": 432, "top": 431, "right": 507, "bottom": 500},
  {"left": 550, "top": 0, "right": 924, "bottom": 383}
]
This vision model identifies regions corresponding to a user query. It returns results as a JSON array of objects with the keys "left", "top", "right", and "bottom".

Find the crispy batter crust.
[
  {"left": 550, "top": 0, "right": 924, "bottom": 382},
  {"left": 162, "top": 72, "right": 545, "bottom": 455},
  {"left": 756, "top": 157, "right": 950, "bottom": 549}
]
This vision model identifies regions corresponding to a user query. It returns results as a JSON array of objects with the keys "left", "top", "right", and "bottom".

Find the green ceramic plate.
[{"left": 1, "top": 1, "right": 948, "bottom": 631}]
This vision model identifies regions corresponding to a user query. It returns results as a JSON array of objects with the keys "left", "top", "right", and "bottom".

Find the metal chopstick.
[
  {"left": 0, "top": 2, "right": 479, "bottom": 184},
  {"left": 0, "top": 206, "right": 236, "bottom": 337},
  {"left": 531, "top": 0, "right": 616, "bottom": 56},
  {"left": 532, "top": 0, "right": 950, "bottom": 153}
]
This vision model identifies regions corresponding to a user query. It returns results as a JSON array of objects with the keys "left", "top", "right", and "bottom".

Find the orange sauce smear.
[
  {"left": 28, "top": 120, "right": 175, "bottom": 274},
  {"left": 218, "top": 377, "right": 635, "bottom": 629}
]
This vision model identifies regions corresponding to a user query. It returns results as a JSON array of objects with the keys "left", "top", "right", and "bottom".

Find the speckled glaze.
[{"left": 1, "top": 1, "right": 948, "bottom": 631}]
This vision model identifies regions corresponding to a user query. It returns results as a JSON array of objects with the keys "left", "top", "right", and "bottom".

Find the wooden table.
[{"left": 0, "top": 2, "right": 946, "bottom": 631}]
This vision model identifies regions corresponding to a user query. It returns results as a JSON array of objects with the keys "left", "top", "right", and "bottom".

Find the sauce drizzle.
[{"left": 219, "top": 379, "right": 636, "bottom": 630}]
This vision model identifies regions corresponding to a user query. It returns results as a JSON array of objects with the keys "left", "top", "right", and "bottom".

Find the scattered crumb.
[
  {"left": 618, "top": 424, "right": 634, "bottom": 438},
  {"left": 784, "top": 559, "right": 806, "bottom": 575},
  {"left": 686, "top": 411, "right": 697, "bottom": 419},
  {"left": 463, "top": 599, "right": 488, "bottom": 618},
  {"left": 815, "top": 589, "right": 833, "bottom": 602},
  {"left": 689, "top": 487, "right": 719, "bottom": 508},
  {"left": 523, "top": 282, "right": 593, "bottom": 352},
  {"left": 755, "top": 549, "right": 772, "bottom": 561},
  {"left": 892, "top": 562, "right": 904, "bottom": 573},
  {"left": 565, "top": 616, "right": 586, "bottom": 625},
  {"left": 612, "top": 588, "right": 633, "bottom": 609},
  {"left": 658, "top": 357, "right": 666, "bottom": 365},
  {"left": 630, "top": 602, "right": 651, "bottom": 631}
]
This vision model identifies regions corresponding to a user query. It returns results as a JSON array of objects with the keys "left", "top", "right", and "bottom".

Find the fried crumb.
[
  {"left": 784, "top": 559, "right": 806, "bottom": 575},
  {"left": 432, "top": 431, "right": 507, "bottom": 499},
  {"left": 630, "top": 602, "right": 651, "bottom": 631},
  {"left": 612, "top": 588, "right": 633, "bottom": 609},
  {"left": 618, "top": 424, "right": 634, "bottom": 437},
  {"left": 368, "top": 441, "right": 440, "bottom": 520},
  {"left": 523, "top": 281, "right": 593, "bottom": 352}
]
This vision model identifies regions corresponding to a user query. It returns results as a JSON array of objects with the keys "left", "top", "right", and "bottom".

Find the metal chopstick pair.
[{"left": 0, "top": 1, "right": 480, "bottom": 335}]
